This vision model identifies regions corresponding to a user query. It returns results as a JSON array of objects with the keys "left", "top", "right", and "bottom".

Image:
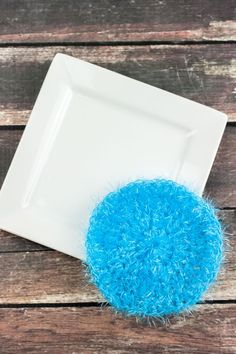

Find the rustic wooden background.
[{"left": 0, "top": 1, "right": 236, "bottom": 353}]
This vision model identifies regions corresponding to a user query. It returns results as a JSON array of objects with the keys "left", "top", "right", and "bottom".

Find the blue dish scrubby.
[{"left": 86, "top": 179, "right": 223, "bottom": 317}]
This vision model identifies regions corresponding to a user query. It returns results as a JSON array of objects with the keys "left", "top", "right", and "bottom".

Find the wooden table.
[{"left": 0, "top": 1, "right": 236, "bottom": 353}]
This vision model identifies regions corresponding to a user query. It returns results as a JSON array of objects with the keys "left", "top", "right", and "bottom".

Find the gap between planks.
[
  {"left": 0, "top": 300, "right": 236, "bottom": 309},
  {"left": 0, "top": 40, "right": 236, "bottom": 47}
]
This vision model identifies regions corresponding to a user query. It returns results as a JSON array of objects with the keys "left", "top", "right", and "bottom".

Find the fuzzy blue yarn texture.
[{"left": 86, "top": 179, "right": 223, "bottom": 317}]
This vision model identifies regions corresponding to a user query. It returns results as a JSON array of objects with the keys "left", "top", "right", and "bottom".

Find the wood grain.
[
  {"left": 0, "top": 44, "right": 235, "bottom": 125},
  {"left": 0, "top": 304, "right": 235, "bottom": 353},
  {"left": 0, "top": 251, "right": 102, "bottom": 304},
  {"left": 205, "top": 126, "right": 236, "bottom": 208},
  {"left": 0, "top": 0, "right": 235, "bottom": 44},
  {"left": 0, "top": 228, "right": 47, "bottom": 253},
  {"left": 0, "top": 210, "right": 234, "bottom": 304},
  {"left": 0, "top": 126, "right": 235, "bottom": 208}
]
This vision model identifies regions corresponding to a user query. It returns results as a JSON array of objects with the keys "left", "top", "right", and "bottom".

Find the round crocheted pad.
[{"left": 86, "top": 179, "right": 223, "bottom": 317}]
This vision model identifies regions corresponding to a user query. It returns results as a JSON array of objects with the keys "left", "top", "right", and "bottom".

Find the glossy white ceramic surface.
[{"left": 0, "top": 54, "right": 227, "bottom": 260}]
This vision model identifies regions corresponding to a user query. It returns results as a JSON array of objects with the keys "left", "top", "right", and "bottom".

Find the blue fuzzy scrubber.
[{"left": 86, "top": 179, "right": 223, "bottom": 317}]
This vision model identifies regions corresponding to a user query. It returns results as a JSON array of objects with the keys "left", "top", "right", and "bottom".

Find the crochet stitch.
[{"left": 86, "top": 179, "right": 223, "bottom": 317}]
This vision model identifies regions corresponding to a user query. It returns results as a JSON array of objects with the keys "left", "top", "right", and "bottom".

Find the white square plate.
[{"left": 0, "top": 53, "right": 227, "bottom": 261}]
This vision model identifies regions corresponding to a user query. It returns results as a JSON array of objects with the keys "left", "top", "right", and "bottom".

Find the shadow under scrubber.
[{"left": 86, "top": 179, "right": 223, "bottom": 317}]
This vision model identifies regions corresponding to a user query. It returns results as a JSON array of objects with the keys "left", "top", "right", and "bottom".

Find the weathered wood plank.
[
  {"left": 0, "top": 228, "right": 47, "bottom": 252},
  {"left": 0, "top": 45, "right": 235, "bottom": 125},
  {"left": 0, "top": 128, "right": 22, "bottom": 187},
  {"left": 0, "top": 304, "right": 235, "bottom": 353},
  {"left": 206, "top": 126, "right": 236, "bottom": 208},
  {"left": 0, "top": 0, "right": 235, "bottom": 43},
  {"left": 0, "top": 126, "right": 235, "bottom": 208},
  {"left": 210, "top": 209, "right": 236, "bottom": 301},
  {"left": 0, "top": 210, "right": 234, "bottom": 303},
  {"left": 0, "top": 251, "right": 104, "bottom": 304},
  {"left": 0, "top": 251, "right": 102, "bottom": 304}
]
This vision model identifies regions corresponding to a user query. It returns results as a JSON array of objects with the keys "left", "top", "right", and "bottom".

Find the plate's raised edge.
[
  {"left": 178, "top": 113, "right": 227, "bottom": 195},
  {"left": 55, "top": 52, "right": 228, "bottom": 123},
  {"left": 0, "top": 55, "right": 71, "bottom": 209}
]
